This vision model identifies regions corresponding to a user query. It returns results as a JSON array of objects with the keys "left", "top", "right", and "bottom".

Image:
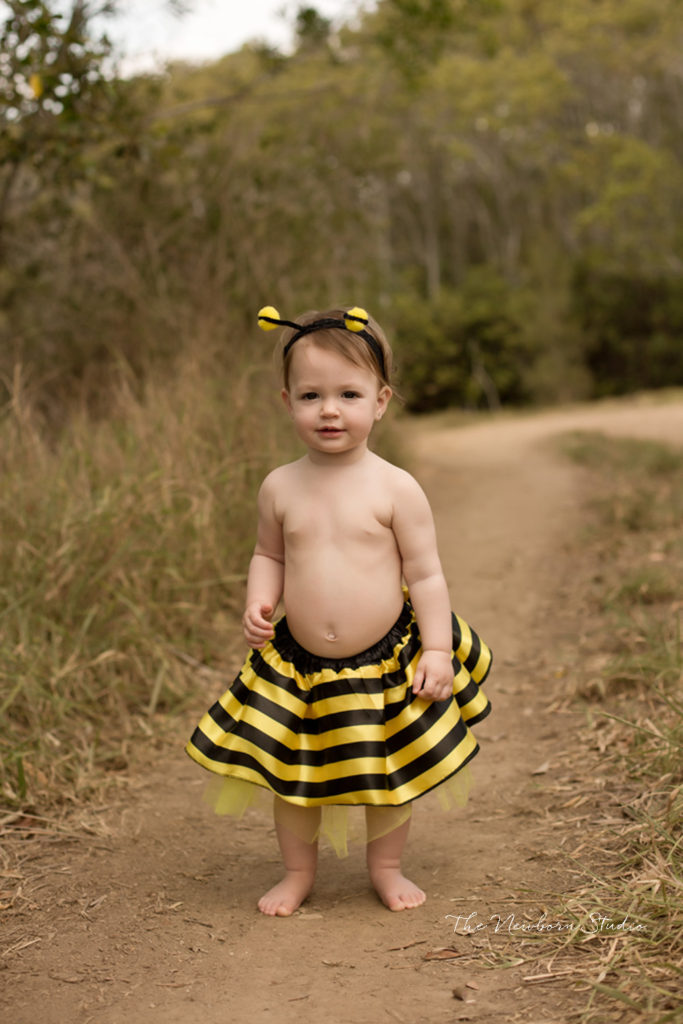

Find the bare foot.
[
  {"left": 257, "top": 869, "right": 314, "bottom": 917},
  {"left": 370, "top": 867, "right": 426, "bottom": 911}
]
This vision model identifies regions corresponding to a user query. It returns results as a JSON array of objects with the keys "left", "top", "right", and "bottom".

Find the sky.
[{"left": 98, "top": 0, "right": 370, "bottom": 73}]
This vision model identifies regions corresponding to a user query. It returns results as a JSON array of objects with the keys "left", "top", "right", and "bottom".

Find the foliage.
[
  {"left": 1, "top": 0, "right": 682, "bottom": 416},
  {"left": 553, "top": 431, "right": 683, "bottom": 1023},
  {"left": 393, "top": 267, "right": 529, "bottom": 409},
  {"left": 0, "top": 1, "right": 115, "bottom": 234},
  {"left": 0, "top": 351, "right": 299, "bottom": 808},
  {"left": 295, "top": 5, "right": 332, "bottom": 48},
  {"left": 572, "top": 265, "right": 683, "bottom": 397}
]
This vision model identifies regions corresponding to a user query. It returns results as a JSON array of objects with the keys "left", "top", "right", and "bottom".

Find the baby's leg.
[
  {"left": 365, "top": 805, "right": 426, "bottom": 911},
  {"left": 258, "top": 797, "right": 321, "bottom": 917}
]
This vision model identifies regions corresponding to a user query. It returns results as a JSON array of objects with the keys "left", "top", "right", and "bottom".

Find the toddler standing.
[{"left": 186, "top": 306, "right": 492, "bottom": 916}]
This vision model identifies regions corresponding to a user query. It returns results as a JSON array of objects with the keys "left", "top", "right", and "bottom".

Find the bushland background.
[
  {"left": 1, "top": 5, "right": 682, "bottom": 1021},
  {"left": 1, "top": 0, "right": 682, "bottom": 839}
]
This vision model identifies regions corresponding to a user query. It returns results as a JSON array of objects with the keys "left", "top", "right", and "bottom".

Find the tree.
[{"left": 0, "top": 1, "right": 116, "bottom": 251}]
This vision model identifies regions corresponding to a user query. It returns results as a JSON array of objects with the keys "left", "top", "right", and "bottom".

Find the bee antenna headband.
[{"left": 257, "top": 306, "right": 387, "bottom": 379}]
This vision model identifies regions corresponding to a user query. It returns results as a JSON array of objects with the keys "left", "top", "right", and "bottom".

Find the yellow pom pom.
[
  {"left": 344, "top": 307, "right": 369, "bottom": 332},
  {"left": 258, "top": 306, "right": 281, "bottom": 331}
]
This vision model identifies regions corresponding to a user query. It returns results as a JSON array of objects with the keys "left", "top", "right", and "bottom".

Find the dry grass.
[
  {"left": 486, "top": 432, "right": 682, "bottom": 1023},
  {"left": 0, "top": 351, "right": 299, "bottom": 811}
]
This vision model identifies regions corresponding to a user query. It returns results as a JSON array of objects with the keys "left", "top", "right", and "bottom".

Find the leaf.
[{"left": 425, "top": 947, "right": 464, "bottom": 960}]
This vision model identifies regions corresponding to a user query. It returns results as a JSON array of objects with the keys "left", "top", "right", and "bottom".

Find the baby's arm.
[
  {"left": 243, "top": 473, "right": 285, "bottom": 648},
  {"left": 391, "top": 470, "right": 454, "bottom": 701}
]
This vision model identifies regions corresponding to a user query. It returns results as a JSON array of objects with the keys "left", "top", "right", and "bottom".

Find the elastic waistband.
[{"left": 271, "top": 600, "right": 415, "bottom": 675}]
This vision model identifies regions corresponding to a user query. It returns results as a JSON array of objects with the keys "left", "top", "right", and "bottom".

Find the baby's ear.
[
  {"left": 281, "top": 388, "right": 293, "bottom": 414},
  {"left": 376, "top": 385, "right": 392, "bottom": 420}
]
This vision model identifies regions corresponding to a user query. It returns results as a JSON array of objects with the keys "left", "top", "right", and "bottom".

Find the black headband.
[{"left": 257, "top": 306, "right": 387, "bottom": 380}]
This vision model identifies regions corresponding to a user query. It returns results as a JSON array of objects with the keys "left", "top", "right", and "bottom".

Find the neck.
[{"left": 305, "top": 443, "right": 370, "bottom": 467}]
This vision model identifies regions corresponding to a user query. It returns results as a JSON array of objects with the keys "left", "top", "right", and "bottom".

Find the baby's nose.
[{"left": 321, "top": 398, "right": 339, "bottom": 415}]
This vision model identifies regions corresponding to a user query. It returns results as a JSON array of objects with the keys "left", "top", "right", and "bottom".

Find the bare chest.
[{"left": 280, "top": 488, "right": 393, "bottom": 549}]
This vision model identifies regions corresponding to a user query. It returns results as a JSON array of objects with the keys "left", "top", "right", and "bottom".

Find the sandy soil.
[{"left": 2, "top": 394, "right": 682, "bottom": 1024}]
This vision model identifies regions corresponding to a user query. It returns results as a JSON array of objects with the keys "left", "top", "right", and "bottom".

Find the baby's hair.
[{"left": 280, "top": 308, "right": 395, "bottom": 392}]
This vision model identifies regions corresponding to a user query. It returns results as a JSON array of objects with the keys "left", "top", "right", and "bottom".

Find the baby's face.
[{"left": 282, "top": 342, "right": 391, "bottom": 459}]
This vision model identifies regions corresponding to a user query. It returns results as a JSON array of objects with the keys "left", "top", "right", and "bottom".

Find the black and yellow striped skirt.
[{"left": 186, "top": 595, "right": 492, "bottom": 810}]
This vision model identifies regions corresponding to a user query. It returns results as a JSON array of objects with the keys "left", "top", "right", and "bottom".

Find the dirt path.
[{"left": 3, "top": 395, "right": 682, "bottom": 1024}]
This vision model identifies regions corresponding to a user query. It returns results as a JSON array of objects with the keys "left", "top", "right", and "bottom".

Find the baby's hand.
[
  {"left": 243, "top": 602, "right": 275, "bottom": 648},
  {"left": 412, "top": 650, "right": 454, "bottom": 702}
]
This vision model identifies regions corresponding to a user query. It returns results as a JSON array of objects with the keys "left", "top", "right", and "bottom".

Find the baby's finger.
[
  {"left": 246, "top": 626, "right": 274, "bottom": 643},
  {"left": 430, "top": 680, "right": 452, "bottom": 701},
  {"left": 243, "top": 604, "right": 273, "bottom": 630},
  {"left": 420, "top": 680, "right": 437, "bottom": 700},
  {"left": 249, "top": 620, "right": 271, "bottom": 636},
  {"left": 245, "top": 609, "right": 272, "bottom": 630},
  {"left": 417, "top": 676, "right": 438, "bottom": 701}
]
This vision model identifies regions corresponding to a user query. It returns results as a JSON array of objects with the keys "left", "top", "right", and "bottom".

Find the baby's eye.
[
  {"left": 300, "top": 392, "right": 319, "bottom": 400},
  {"left": 341, "top": 390, "right": 360, "bottom": 399}
]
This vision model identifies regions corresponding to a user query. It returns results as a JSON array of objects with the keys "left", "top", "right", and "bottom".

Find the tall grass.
[
  {"left": 553, "top": 432, "right": 682, "bottom": 1023},
  {"left": 0, "top": 352, "right": 299, "bottom": 809}
]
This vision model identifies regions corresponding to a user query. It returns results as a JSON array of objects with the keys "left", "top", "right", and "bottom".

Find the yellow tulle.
[{"left": 202, "top": 767, "right": 472, "bottom": 858}]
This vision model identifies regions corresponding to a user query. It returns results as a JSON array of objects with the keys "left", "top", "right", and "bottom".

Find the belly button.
[{"left": 326, "top": 631, "right": 337, "bottom": 642}]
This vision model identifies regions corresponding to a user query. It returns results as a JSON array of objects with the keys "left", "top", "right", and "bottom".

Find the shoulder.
[
  {"left": 259, "top": 459, "right": 302, "bottom": 494},
  {"left": 370, "top": 454, "right": 428, "bottom": 502},
  {"left": 369, "top": 456, "right": 434, "bottom": 529},
  {"left": 257, "top": 461, "right": 300, "bottom": 514}
]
